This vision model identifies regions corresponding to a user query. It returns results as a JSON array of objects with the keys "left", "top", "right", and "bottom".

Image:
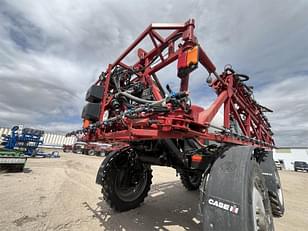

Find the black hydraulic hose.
[
  {"left": 152, "top": 73, "right": 166, "bottom": 98},
  {"left": 224, "top": 67, "right": 249, "bottom": 82},
  {"left": 224, "top": 67, "right": 235, "bottom": 74},
  {"left": 235, "top": 74, "right": 249, "bottom": 82},
  {"left": 116, "top": 91, "right": 165, "bottom": 105}
]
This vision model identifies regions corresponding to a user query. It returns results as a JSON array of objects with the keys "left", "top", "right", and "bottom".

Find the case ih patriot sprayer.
[{"left": 70, "top": 19, "right": 284, "bottom": 230}]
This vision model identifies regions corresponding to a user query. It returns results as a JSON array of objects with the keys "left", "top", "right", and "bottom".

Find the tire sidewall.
[{"left": 202, "top": 146, "right": 274, "bottom": 231}]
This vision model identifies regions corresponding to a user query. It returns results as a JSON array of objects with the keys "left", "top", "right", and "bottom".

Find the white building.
[
  {"left": 0, "top": 127, "right": 76, "bottom": 148},
  {"left": 273, "top": 147, "right": 308, "bottom": 170}
]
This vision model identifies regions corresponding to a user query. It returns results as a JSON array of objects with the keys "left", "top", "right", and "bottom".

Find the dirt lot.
[{"left": 0, "top": 152, "right": 307, "bottom": 231}]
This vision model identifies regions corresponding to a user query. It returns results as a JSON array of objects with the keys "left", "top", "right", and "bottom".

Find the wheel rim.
[
  {"left": 253, "top": 183, "right": 269, "bottom": 231},
  {"left": 115, "top": 166, "right": 148, "bottom": 202}
]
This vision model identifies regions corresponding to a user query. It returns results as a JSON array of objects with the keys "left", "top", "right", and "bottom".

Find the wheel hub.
[{"left": 114, "top": 163, "right": 148, "bottom": 202}]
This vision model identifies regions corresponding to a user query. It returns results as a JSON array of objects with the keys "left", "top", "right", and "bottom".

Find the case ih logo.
[{"left": 208, "top": 197, "right": 239, "bottom": 215}]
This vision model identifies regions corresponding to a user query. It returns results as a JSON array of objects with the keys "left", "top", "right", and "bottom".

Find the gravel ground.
[{"left": 0, "top": 152, "right": 307, "bottom": 231}]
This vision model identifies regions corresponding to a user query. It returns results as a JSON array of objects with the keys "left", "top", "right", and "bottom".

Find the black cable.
[{"left": 234, "top": 74, "right": 249, "bottom": 82}]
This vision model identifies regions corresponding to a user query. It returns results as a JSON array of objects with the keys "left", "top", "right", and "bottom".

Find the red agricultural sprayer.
[{"left": 69, "top": 19, "right": 284, "bottom": 230}]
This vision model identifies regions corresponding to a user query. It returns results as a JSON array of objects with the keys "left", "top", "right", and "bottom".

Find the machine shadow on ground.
[
  {"left": 84, "top": 181, "right": 202, "bottom": 231},
  {"left": 0, "top": 167, "right": 32, "bottom": 174}
]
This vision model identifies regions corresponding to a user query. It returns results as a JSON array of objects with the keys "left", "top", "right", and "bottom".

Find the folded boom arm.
[{"left": 71, "top": 19, "right": 274, "bottom": 150}]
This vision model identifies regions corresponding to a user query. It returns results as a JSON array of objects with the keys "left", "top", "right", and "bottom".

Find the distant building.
[
  {"left": 0, "top": 127, "right": 76, "bottom": 148},
  {"left": 273, "top": 147, "right": 308, "bottom": 170}
]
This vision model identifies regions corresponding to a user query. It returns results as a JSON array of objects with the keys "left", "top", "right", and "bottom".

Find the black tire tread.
[
  {"left": 258, "top": 151, "right": 285, "bottom": 218},
  {"left": 269, "top": 191, "right": 284, "bottom": 217},
  {"left": 179, "top": 169, "right": 202, "bottom": 191},
  {"left": 98, "top": 150, "right": 152, "bottom": 212}
]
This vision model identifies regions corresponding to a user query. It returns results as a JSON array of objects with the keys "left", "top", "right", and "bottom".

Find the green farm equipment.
[{"left": 0, "top": 148, "right": 27, "bottom": 172}]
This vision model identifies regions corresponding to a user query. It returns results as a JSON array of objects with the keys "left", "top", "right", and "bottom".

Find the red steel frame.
[{"left": 82, "top": 19, "right": 274, "bottom": 150}]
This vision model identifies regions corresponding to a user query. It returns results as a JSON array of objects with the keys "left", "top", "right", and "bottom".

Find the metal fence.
[{"left": 0, "top": 127, "right": 76, "bottom": 147}]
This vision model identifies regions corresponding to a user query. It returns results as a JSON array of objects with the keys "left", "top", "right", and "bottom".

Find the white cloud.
[{"left": 255, "top": 75, "right": 308, "bottom": 146}]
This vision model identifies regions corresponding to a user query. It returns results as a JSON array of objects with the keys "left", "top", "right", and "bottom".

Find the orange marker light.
[
  {"left": 186, "top": 46, "right": 199, "bottom": 66},
  {"left": 192, "top": 154, "right": 203, "bottom": 162},
  {"left": 83, "top": 119, "right": 90, "bottom": 128}
]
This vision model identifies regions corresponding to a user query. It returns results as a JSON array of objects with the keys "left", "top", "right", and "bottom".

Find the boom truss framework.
[{"left": 73, "top": 19, "right": 274, "bottom": 150}]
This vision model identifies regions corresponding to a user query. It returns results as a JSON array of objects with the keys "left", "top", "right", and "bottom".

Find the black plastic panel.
[
  {"left": 81, "top": 103, "right": 101, "bottom": 121},
  {"left": 86, "top": 85, "right": 103, "bottom": 103}
]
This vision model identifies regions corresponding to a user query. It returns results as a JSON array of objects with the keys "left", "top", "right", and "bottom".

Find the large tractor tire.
[
  {"left": 96, "top": 149, "right": 152, "bottom": 212},
  {"left": 258, "top": 151, "right": 285, "bottom": 217},
  {"left": 179, "top": 169, "right": 203, "bottom": 191},
  {"left": 202, "top": 146, "right": 274, "bottom": 231}
]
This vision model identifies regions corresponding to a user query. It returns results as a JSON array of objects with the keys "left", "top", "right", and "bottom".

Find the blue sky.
[{"left": 0, "top": 0, "right": 307, "bottom": 146}]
